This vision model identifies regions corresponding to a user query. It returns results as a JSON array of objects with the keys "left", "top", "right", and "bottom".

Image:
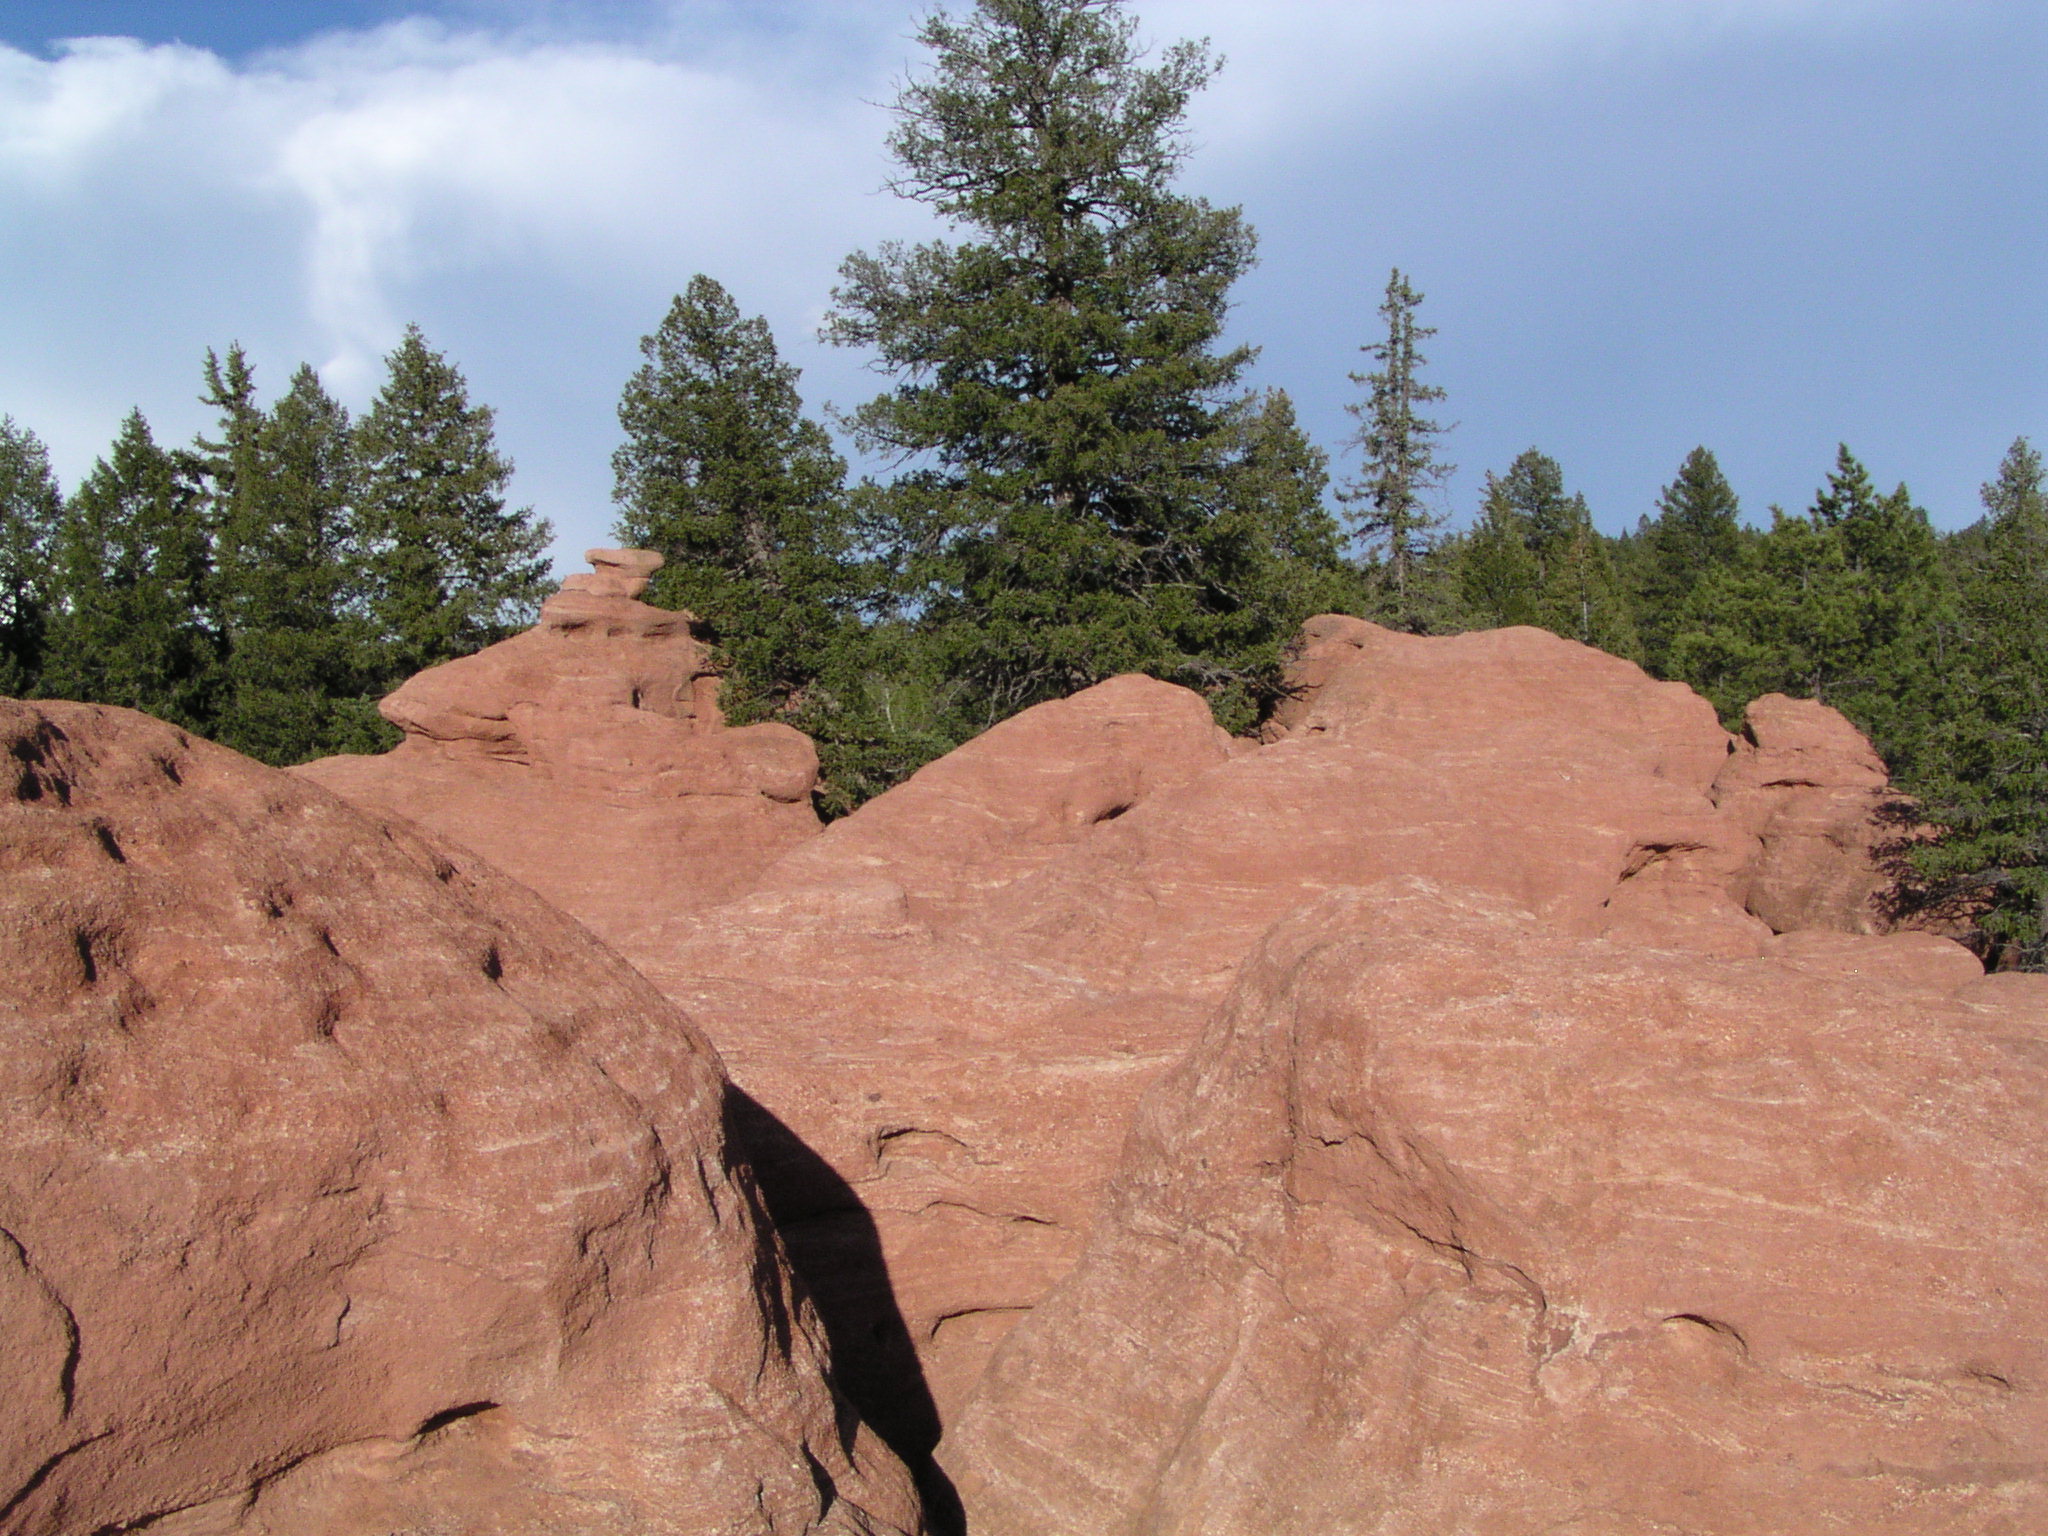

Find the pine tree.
[
  {"left": 1338, "top": 268, "right": 1452, "bottom": 628},
  {"left": 825, "top": 0, "right": 1340, "bottom": 733},
  {"left": 1911, "top": 438, "right": 2048, "bottom": 967},
  {"left": 1635, "top": 446, "right": 1743, "bottom": 673},
  {"left": 0, "top": 416, "right": 62, "bottom": 696},
  {"left": 42, "top": 411, "right": 218, "bottom": 729},
  {"left": 613, "top": 275, "right": 854, "bottom": 720},
  {"left": 355, "top": 325, "right": 552, "bottom": 686},
  {"left": 1459, "top": 449, "right": 1635, "bottom": 654},
  {"left": 209, "top": 362, "right": 381, "bottom": 763},
  {"left": 1459, "top": 474, "right": 1540, "bottom": 629},
  {"left": 1664, "top": 447, "right": 1941, "bottom": 746}
]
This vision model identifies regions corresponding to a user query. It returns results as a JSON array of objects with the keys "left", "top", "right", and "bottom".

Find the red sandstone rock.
[
  {"left": 943, "top": 879, "right": 2044, "bottom": 1534},
  {"left": 308, "top": 608, "right": 1930, "bottom": 1509},
  {"left": 297, "top": 550, "right": 821, "bottom": 958},
  {"left": 646, "top": 624, "right": 1887, "bottom": 1457},
  {"left": 0, "top": 700, "right": 918, "bottom": 1536},
  {"left": 1712, "top": 691, "right": 1914, "bottom": 934}
]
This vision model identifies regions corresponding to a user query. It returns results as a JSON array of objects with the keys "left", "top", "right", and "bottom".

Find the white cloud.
[
  {"left": 0, "top": 13, "right": 924, "bottom": 484},
  {"left": 0, "top": 0, "right": 2012, "bottom": 555}
]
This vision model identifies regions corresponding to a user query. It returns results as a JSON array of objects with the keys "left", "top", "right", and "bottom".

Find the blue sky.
[{"left": 2, "top": 1, "right": 2043, "bottom": 568}]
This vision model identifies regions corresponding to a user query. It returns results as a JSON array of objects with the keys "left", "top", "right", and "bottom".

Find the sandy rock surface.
[
  {"left": 1712, "top": 690, "right": 1916, "bottom": 933},
  {"left": 296, "top": 549, "right": 821, "bottom": 959},
  {"left": 943, "top": 879, "right": 2046, "bottom": 1535},
  {"left": 0, "top": 699, "right": 918, "bottom": 1536}
]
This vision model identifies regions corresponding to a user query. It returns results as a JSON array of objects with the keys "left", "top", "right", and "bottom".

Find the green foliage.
[
  {"left": 613, "top": 275, "right": 855, "bottom": 721},
  {"left": 0, "top": 416, "right": 62, "bottom": 696},
  {"left": 1459, "top": 449, "right": 1637, "bottom": 655},
  {"left": 1908, "top": 438, "right": 2048, "bottom": 966},
  {"left": 1665, "top": 446, "right": 1941, "bottom": 746},
  {"left": 17, "top": 330, "right": 545, "bottom": 769},
  {"left": 355, "top": 324, "right": 553, "bottom": 686},
  {"left": 206, "top": 357, "right": 384, "bottom": 763},
  {"left": 42, "top": 411, "right": 219, "bottom": 730},
  {"left": 1634, "top": 446, "right": 1744, "bottom": 673},
  {"left": 1338, "top": 268, "right": 1453, "bottom": 629},
  {"left": 826, "top": 0, "right": 1344, "bottom": 741}
]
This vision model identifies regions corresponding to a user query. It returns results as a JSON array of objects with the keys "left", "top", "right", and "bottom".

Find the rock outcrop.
[
  {"left": 297, "top": 549, "right": 821, "bottom": 959},
  {"left": 298, "top": 604, "right": 1969, "bottom": 1529},
  {"left": 0, "top": 700, "right": 918, "bottom": 1536},
  {"left": 1712, "top": 690, "right": 1914, "bottom": 933},
  {"left": 641, "top": 620, "right": 1915, "bottom": 1469},
  {"left": 943, "top": 880, "right": 2047, "bottom": 1534}
]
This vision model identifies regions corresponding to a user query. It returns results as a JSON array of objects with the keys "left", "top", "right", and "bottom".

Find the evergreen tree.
[
  {"left": 355, "top": 325, "right": 552, "bottom": 686},
  {"left": 825, "top": 0, "right": 1341, "bottom": 733},
  {"left": 1665, "top": 446, "right": 1942, "bottom": 751},
  {"left": 42, "top": 411, "right": 218, "bottom": 729},
  {"left": 613, "top": 275, "right": 854, "bottom": 720},
  {"left": 1459, "top": 474, "right": 1540, "bottom": 629},
  {"left": 1459, "top": 449, "right": 1635, "bottom": 653},
  {"left": 0, "top": 416, "right": 62, "bottom": 696},
  {"left": 1635, "top": 446, "right": 1744, "bottom": 672},
  {"left": 1911, "top": 438, "right": 2048, "bottom": 967},
  {"left": 1338, "top": 267, "right": 1453, "bottom": 628},
  {"left": 192, "top": 344, "right": 265, "bottom": 536},
  {"left": 210, "top": 362, "right": 381, "bottom": 763}
]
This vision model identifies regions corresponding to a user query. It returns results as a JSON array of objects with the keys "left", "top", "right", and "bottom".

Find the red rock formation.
[
  {"left": 1713, "top": 690, "right": 1915, "bottom": 934},
  {"left": 943, "top": 879, "right": 2046, "bottom": 1534},
  {"left": 647, "top": 622, "right": 1917, "bottom": 1461},
  {"left": 297, "top": 549, "right": 820, "bottom": 959},
  {"left": 305, "top": 606, "right": 1940, "bottom": 1518},
  {"left": 0, "top": 700, "right": 918, "bottom": 1536}
]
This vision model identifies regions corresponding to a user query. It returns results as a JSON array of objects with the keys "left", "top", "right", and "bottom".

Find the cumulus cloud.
[{"left": 5, "top": 18, "right": 916, "bottom": 392}]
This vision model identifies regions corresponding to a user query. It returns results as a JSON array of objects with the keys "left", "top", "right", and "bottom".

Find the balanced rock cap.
[{"left": 560, "top": 548, "right": 667, "bottom": 601}]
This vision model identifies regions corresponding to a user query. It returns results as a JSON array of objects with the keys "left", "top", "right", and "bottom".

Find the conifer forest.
[{"left": 1, "top": 0, "right": 2041, "bottom": 967}]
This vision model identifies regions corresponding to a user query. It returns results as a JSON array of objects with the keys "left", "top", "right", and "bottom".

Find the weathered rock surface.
[
  {"left": 0, "top": 699, "right": 918, "bottom": 1536},
  {"left": 297, "top": 549, "right": 821, "bottom": 959},
  {"left": 1712, "top": 690, "right": 1914, "bottom": 934},
  {"left": 944, "top": 879, "right": 2047, "bottom": 1534},
  {"left": 302, "top": 604, "right": 1938, "bottom": 1521},
  {"left": 643, "top": 621, "right": 1912, "bottom": 1470}
]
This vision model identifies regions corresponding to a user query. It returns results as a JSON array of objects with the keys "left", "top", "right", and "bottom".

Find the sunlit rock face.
[
  {"left": 631, "top": 618, "right": 1923, "bottom": 1480},
  {"left": 0, "top": 697, "right": 919, "bottom": 1536},
  {"left": 291, "top": 600, "right": 2012, "bottom": 1535},
  {"left": 297, "top": 548, "right": 823, "bottom": 961},
  {"left": 944, "top": 880, "right": 2048, "bottom": 1536}
]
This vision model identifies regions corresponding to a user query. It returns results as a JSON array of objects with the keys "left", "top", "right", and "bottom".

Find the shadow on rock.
[{"left": 724, "top": 1085, "right": 967, "bottom": 1536}]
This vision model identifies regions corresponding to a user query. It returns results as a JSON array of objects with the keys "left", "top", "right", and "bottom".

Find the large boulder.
[
  {"left": 0, "top": 699, "right": 919, "bottom": 1536},
  {"left": 297, "top": 549, "right": 821, "bottom": 959},
  {"left": 943, "top": 879, "right": 2048, "bottom": 1534}
]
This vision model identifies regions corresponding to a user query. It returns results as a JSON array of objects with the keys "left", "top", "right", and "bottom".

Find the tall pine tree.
[
  {"left": 1459, "top": 449, "right": 1635, "bottom": 654},
  {"left": 42, "top": 411, "right": 218, "bottom": 729},
  {"left": 825, "top": 0, "right": 1342, "bottom": 733},
  {"left": 1338, "top": 268, "right": 1453, "bottom": 629},
  {"left": 613, "top": 275, "right": 854, "bottom": 720},
  {"left": 355, "top": 325, "right": 552, "bottom": 687},
  {"left": 1635, "top": 446, "right": 1744, "bottom": 674},
  {"left": 0, "top": 416, "right": 62, "bottom": 696},
  {"left": 208, "top": 361, "right": 380, "bottom": 763}
]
